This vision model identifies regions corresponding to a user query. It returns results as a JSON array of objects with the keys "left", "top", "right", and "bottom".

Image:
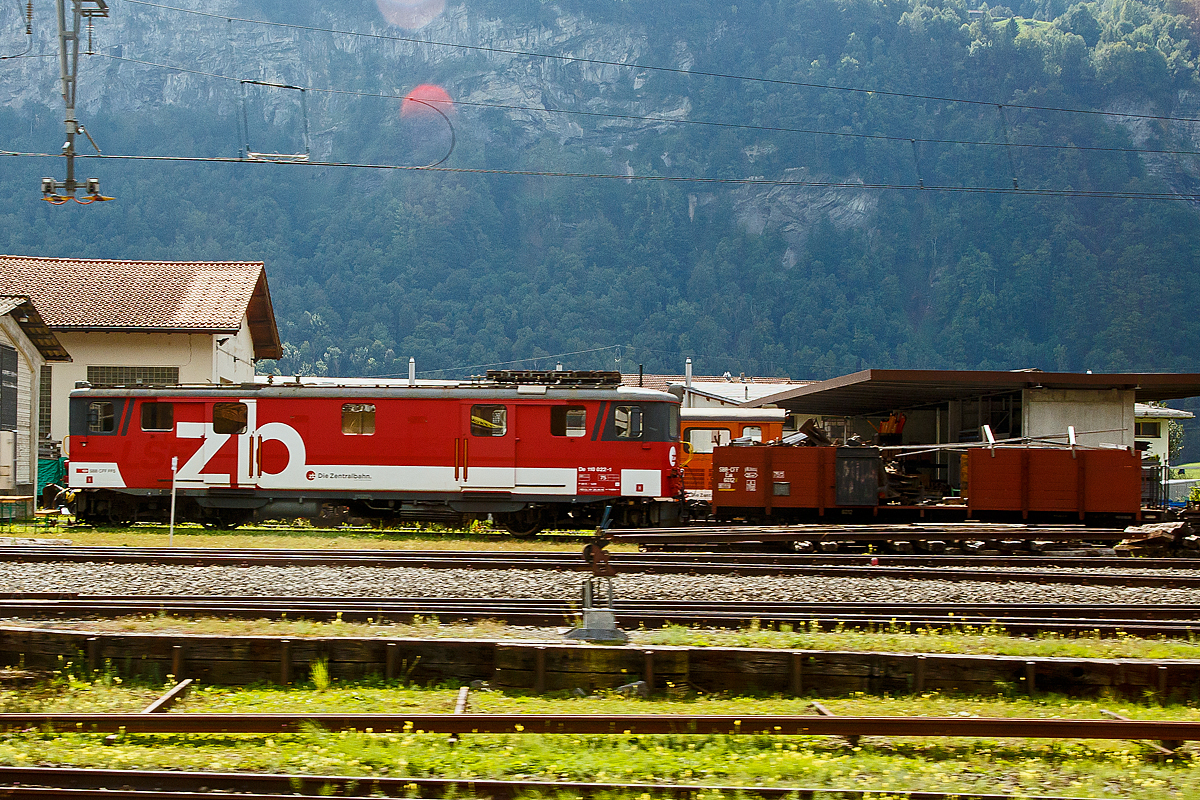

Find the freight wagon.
[{"left": 710, "top": 442, "right": 1143, "bottom": 525}]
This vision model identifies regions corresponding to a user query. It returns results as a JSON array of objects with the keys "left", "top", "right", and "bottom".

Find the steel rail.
[
  {"left": 0, "top": 765, "right": 1113, "bottom": 800},
  {"left": 1, "top": 712, "right": 1198, "bottom": 739},
  {"left": 9, "top": 544, "right": 1200, "bottom": 570},
  {"left": 14, "top": 595, "right": 1200, "bottom": 615},
  {"left": 615, "top": 525, "right": 1135, "bottom": 543},
  {"left": 1, "top": 546, "right": 1198, "bottom": 586},
  {"left": 3, "top": 596, "right": 1199, "bottom": 636}
]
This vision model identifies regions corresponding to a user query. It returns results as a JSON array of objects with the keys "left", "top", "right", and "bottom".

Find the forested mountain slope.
[{"left": 0, "top": 0, "right": 1197, "bottom": 386}]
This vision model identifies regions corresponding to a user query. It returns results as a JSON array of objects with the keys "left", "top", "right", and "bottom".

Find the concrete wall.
[
  {"left": 1022, "top": 388, "right": 1134, "bottom": 449},
  {"left": 0, "top": 315, "right": 45, "bottom": 494},
  {"left": 48, "top": 317, "right": 256, "bottom": 443}
]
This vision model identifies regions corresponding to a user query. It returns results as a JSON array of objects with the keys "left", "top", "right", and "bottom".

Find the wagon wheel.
[{"left": 502, "top": 509, "right": 544, "bottom": 538}]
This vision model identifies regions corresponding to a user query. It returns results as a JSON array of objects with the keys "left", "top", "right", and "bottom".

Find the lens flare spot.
[
  {"left": 401, "top": 84, "right": 454, "bottom": 118},
  {"left": 376, "top": 0, "right": 445, "bottom": 30}
]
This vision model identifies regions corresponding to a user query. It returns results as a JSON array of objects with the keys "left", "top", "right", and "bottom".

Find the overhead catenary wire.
[
  {"left": 8, "top": 14, "right": 1193, "bottom": 203},
  {"left": 121, "top": 0, "right": 1200, "bottom": 128},
  {"left": 0, "top": 144, "right": 1194, "bottom": 202},
  {"left": 0, "top": 0, "right": 33, "bottom": 61},
  {"left": 93, "top": 51, "right": 1200, "bottom": 161}
]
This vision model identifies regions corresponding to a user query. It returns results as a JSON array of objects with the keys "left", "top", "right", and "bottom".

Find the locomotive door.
[
  {"left": 457, "top": 402, "right": 515, "bottom": 490},
  {"left": 175, "top": 399, "right": 256, "bottom": 489}
]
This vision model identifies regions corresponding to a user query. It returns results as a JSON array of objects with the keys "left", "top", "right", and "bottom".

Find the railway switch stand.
[{"left": 566, "top": 530, "right": 627, "bottom": 643}]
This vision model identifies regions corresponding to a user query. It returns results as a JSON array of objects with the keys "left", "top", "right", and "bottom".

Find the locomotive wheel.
[
  {"left": 501, "top": 509, "right": 544, "bottom": 538},
  {"left": 201, "top": 510, "right": 251, "bottom": 530}
]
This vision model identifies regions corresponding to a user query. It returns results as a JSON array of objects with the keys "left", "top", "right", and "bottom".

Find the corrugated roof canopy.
[
  {"left": 0, "top": 295, "right": 70, "bottom": 361},
  {"left": 748, "top": 369, "right": 1200, "bottom": 416},
  {"left": 0, "top": 255, "right": 282, "bottom": 360}
]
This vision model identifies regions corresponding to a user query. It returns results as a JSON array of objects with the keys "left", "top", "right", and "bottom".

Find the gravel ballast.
[{"left": 2, "top": 562, "right": 1200, "bottom": 604}]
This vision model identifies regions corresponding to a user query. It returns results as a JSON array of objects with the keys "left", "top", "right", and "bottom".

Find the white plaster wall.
[
  {"left": 1022, "top": 388, "right": 1134, "bottom": 449},
  {"left": 1135, "top": 419, "right": 1171, "bottom": 463},
  {"left": 213, "top": 320, "right": 256, "bottom": 383},
  {"left": 48, "top": 317, "right": 256, "bottom": 442}
]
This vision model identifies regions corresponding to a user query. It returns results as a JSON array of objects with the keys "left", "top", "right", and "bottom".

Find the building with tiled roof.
[
  {"left": 0, "top": 255, "right": 282, "bottom": 444},
  {"left": 0, "top": 296, "right": 70, "bottom": 499}
]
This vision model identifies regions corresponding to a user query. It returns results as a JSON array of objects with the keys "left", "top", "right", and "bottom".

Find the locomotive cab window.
[
  {"left": 742, "top": 425, "right": 763, "bottom": 442},
  {"left": 471, "top": 405, "right": 507, "bottom": 436},
  {"left": 88, "top": 401, "right": 115, "bottom": 433},
  {"left": 614, "top": 405, "right": 643, "bottom": 439},
  {"left": 213, "top": 402, "right": 248, "bottom": 435},
  {"left": 342, "top": 403, "right": 376, "bottom": 435},
  {"left": 688, "top": 427, "right": 731, "bottom": 453},
  {"left": 551, "top": 406, "right": 587, "bottom": 437},
  {"left": 140, "top": 402, "right": 174, "bottom": 431}
]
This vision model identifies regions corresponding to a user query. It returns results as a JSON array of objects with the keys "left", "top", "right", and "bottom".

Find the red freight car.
[
  {"left": 964, "top": 446, "right": 1142, "bottom": 519},
  {"left": 66, "top": 371, "right": 683, "bottom": 534},
  {"left": 711, "top": 443, "right": 1141, "bottom": 524}
]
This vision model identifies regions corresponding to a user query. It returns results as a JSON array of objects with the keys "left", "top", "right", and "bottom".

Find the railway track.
[
  {"left": 2, "top": 711, "right": 1198, "bottom": 739},
  {"left": 0, "top": 766, "right": 1117, "bottom": 800},
  {"left": 2, "top": 545, "right": 1199, "bottom": 586},
  {"left": 4, "top": 595, "right": 1198, "bottom": 636},
  {"left": 613, "top": 524, "right": 1138, "bottom": 545}
]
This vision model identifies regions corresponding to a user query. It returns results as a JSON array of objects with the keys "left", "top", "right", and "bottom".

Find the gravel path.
[{"left": 1, "top": 562, "right": 1199, "bottom": 604}]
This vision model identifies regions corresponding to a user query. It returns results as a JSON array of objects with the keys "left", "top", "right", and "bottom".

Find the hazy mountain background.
[{"left": 2, "top": 0, "right": 1200, "bottom": 452}]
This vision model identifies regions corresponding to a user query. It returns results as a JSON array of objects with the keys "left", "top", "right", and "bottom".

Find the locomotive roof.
[{"left": 69, "top": 381, "right": 677, "bottom": 403}]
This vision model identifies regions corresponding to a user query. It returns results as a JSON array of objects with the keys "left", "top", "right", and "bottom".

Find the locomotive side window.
[
  {"left": 742, "top": 425, "right": 763, "bottom": 442},
  {"left": 213, "top": 402, "right": 247, "bottom": 435},
  {"left": 669, "top": 405, "right": 680, "bottom": 439},
  {"left": 342, "top": 403, "right": 376, "bottom": 435},
  {"left": 688, "top": 427, "right": 731, "bottom": 453},
  {"left": 471, "top": 405, "right": 507, "bottom": 436},
  {"left": 88, "top": 401, "right": 115, "bottom": 433},
  {"left": 551, "top": 406, "right": 587, "bottom": 437},
  {"left": 614, "top": 405, "right": 643, "bottom": 439},
  {"left": 140, "top": 402, "right": 174, "bottom": 431}
]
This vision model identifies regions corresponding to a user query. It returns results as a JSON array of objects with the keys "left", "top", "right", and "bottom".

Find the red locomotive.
[{"left": 66, "top": 371, "right": 683, "bottom": 533}]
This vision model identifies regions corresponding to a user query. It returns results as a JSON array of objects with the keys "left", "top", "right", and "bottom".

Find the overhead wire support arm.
[
  {"left": 43, "top": 0, "right": 110, "bottom": 203},
  {"left": 997, "top": 104, "right": 1020, "bottom": 191},
  {"left": 239, "top": 80, "right": 311, "bottom": 162}
]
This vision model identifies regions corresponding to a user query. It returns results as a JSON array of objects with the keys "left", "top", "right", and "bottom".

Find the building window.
[
  {"left": 1135, "top": 421, "right": 1162, "bottom": 438},
  {"left": 471, "top": 405, "right": 507, "bottom": 436},
  {"left": 614, "top": 405, "right": 643, "bottom": 439},
  {"left": 213, "top": 402, "right": 247, "bottom": 435},
  {"left": 0, "top": 345, "right": 14, "bottom": 432},
  {"left": 88, "top": 401, "right": 115, "bottom": 432},
  {"left": 342, "top": 403, "right": 376, "bottom": 435},
  {"left": 87, "top": 366, "right": 180, "bottom": 386},
  {"left": 141, "top": 402, "right": 174, "bottom": 431},
  {"left": 688, "top": 428, "right": 731, "bottom": 454},
  {"left": 551, "top": 406, "right": 587, "bottom": 437},
  {"left": 38, "top": 365, "right": 51, "bottom": 439}
]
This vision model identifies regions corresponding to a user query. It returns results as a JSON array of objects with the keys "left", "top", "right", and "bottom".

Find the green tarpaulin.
[{"left": 37, "top": 457, "right": 66, "bottom": 502}]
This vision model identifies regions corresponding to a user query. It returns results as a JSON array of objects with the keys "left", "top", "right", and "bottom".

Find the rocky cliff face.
[{"left": 0, "top": 0, "right": 874, "bottom": 243}]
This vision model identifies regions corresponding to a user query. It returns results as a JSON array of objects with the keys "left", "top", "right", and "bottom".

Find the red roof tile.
[{"left": 0, "top": 255, "right": 282, "bottom": 359}]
